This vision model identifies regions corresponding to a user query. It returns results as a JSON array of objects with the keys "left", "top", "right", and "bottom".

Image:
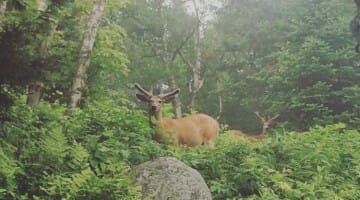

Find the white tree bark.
[{"left": 68, "top": 0, "right": 106, "bottom": 110}]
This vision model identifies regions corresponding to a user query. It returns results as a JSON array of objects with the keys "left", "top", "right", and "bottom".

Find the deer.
[
  {"left": 230, "top": 112, "right": 280, "bottom": 142},
  {"left": 134, "top": 83, "right": 219, "bottom": 148}
]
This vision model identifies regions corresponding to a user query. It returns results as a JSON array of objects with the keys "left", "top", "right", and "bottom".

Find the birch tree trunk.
[
  {"left": 68, "top": 0, "right": 106, "bottom": 110},
  {"left": 188, "top": 17, "right": 203, "bottom": 112},
  {"left": 26, "top": 0, "right": 57, "bottom": 107}
]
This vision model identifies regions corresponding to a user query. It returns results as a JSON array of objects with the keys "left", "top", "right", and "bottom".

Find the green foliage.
[
  {"left": 69, "top": 100, "right": 165, "bottom": 165},
  {"left": 1, "top": 0, "right": 360, "bottom": 199},
  {"left": 172, "top": 124, "right": 360, "bottom": 199},
  {"left": 205, "top": 0, "right": 360, "bottom": 131},
  {"left": 0, "top": 99, "right": 163, "bottom": 199}
]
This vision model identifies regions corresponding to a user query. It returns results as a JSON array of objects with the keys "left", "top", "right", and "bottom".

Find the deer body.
[
  {"left": 135, "top": 83, "right": 219, "bottom": 148},
  {"left": 230, "top": 130, "right": 264, "bottom": 142},
  {"left": 157, "top": 114, "right": 218, "bottom": 147}
]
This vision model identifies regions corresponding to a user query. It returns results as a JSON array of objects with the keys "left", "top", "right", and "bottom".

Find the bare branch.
[
  {"left": 269, "top": 114, "right": 280, "bottom": 122},
  {"left": 179, "top": 50, "right": 194, "bottom": 69},
  {"left": 170, "top": 25, "right": 198, "bottom": 62}
]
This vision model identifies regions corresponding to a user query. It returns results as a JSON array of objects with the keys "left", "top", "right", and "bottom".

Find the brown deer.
[
  {"left": 135, "top": 83, "right": 219, "bottom": 148},
  {"left": 230, "top": 112, "right": 280, "bottom": 142}
]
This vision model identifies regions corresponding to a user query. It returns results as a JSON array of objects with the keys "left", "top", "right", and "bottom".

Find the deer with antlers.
[
  {"left": 230, "top": 112, "right": 280, "bottom": 142},
  {"left": 134, "top": 83, "right": 219, "bottom": 148}
]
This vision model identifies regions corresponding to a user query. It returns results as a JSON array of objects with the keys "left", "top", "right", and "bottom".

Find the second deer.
[
  {"left": 135, "top": 83, "right": 219, "bottom": 148},
  {"left": 230, "top": 112, "right": 280, "bottom": 142}
]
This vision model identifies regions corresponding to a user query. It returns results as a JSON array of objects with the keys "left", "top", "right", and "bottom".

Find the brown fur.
[
  {"left": 134, "top": 83, "right": 219, "bottom": 148},
  {"left": 230, "top": 112, "right": 279, "bottom": 142},
  {"left": 158, "top": 114, "right": 219, "bottom": 148}
]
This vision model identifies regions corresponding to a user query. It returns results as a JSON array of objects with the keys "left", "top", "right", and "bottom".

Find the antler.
[
  {"left": 161, "top": 88, "right": 180, "bottom": 98},
  {"left": 254, "top": 111, "right": 265, "bottom": 122},
  {"left": 254, "top": 112, "right": 280, "bottom": 123},
  {"left": 268, "top": 114, "right": 280, "bottom": 122},
  {"left": 134, "top": 83, "right": 152, "bottom": 97}
]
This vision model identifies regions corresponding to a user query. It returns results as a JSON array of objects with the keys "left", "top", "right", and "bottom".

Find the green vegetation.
[
  {"left": 1, "top": 100, "right": 359, "bottom": 199},
  {"left": 1, "top": 0, "right": 360, "bottom": 199},
  {"left": 174, "top": 124, "right": 360, "bottom": 199},
  {"left": 0, "top": 99, "right": 164, "bottom": 199}
]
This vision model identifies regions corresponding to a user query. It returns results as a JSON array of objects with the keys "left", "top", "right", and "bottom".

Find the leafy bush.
[
  {"left": 0, "top": 99, "right": 163, "bottom": 199},
  {"left": 172, "top": 124, "right": 360, "bottom": 200}
]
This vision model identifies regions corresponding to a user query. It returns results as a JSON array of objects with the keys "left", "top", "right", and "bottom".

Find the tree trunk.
[
  {"left": 26, "top": 81, "right": 43, "bottom": 106},
  {"left": 354, "top": 0, "right": 360, "bottom": 67},
  {"left": 157, "top": 0, "right": 182, "bottom": 118},
  {"left": 0, "top": 1, "right": 7, "bottom": 32},
  {"left": 26, "top": 0, "right": 57, "bottom": 107},
  {"left": 187, "top": 0, "right": 204, "bottom": 112},
  {"left": 188, "top": 18, "right": 203, "bottom": 112},
  {"left": 68, "top": 0, "right": 106, "bottom": 110},
  {"left": 216, "top": 80, "right": 223, "bottom": 120},
  {"left": 169, "top": 76, "right": 182, "bottom": 118},
  {"left": 0, "top": 0, "right": 6, "bottom": 15}
]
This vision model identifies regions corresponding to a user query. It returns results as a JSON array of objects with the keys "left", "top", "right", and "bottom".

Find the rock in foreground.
[{"left": 133, "top": 157, "right": 212, "bottom": 200}]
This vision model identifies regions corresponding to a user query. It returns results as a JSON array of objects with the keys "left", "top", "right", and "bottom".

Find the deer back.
[{"left": 160, "top": 114, "right": 219, "bottom": 148}]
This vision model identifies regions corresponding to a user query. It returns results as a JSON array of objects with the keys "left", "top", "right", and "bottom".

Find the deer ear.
[
  {"left": 136, "top": 93, "right": 150, "bottom": 102},
  {"left": 163, "top": 95, "right": 176, "bottom": 103},
  {"left": 162, "top": 89, "right": 179, "bottom": 103}
]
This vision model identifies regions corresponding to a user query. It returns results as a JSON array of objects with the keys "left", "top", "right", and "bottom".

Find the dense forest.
[{"left": 0, "top": 0, "right": 360, "bottom": 199}]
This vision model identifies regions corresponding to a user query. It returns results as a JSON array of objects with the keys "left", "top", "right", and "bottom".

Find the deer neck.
[
  {"left": 154, "top": 109, "right": 164, "bottom": 125},
  {"left": 260, "top": 125, "right": 267, "bottom": 135}
]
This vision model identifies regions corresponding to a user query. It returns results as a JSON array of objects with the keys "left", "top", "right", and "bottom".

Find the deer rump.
[{"left": 156, "top": 114, "right": 219, "bottom": 147}]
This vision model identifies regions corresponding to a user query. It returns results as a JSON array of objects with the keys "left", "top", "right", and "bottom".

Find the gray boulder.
[{"left": 133, "top": 157, "right": 212, "bottom": 200}]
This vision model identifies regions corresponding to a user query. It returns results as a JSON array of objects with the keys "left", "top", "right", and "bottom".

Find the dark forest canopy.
[{"left": 0, "top": 0, "right": 360, "bottom": 199}]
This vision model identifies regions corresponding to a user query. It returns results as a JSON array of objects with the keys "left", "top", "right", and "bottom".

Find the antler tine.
[
  {"left": 161, "top": 88, "right": 180, "bottom": 98},
  {"left": 254, "top": 111, "right": 264, "bottom": 121},
  {"left": 134, "top": 83, "right": 152, "bottom": 97},
  {"left": 269, "top": 114, "right": 280, "bottom": 121}
]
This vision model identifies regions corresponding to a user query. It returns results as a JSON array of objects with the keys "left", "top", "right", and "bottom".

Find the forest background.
[{"left": 1, "top": 0, "right": 360, "bottom": 199}]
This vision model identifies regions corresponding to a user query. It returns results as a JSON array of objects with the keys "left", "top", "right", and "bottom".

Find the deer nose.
[{"left": 151, "top": 105, "right": 157, "bottom": 111}]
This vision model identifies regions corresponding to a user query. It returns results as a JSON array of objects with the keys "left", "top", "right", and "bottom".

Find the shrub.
[
  {"left": 172, "top": 124, "right": 360, "bottom": 199},
  {"left": 0, "top": 99, "right": 163, "bottom": 199}
]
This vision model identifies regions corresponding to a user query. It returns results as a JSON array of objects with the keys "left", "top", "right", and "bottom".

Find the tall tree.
[
  {"left": 122, "top": 0, "right": 198, "bottom": 117},
  {"left": 156, "top": 0, "right": 182, "bottom": 117},
  {"left": 0, "top": 1, "right": 6, "bottom": 27},
  {"left": 182, "top": 0, "right": 204, "bottom": 112},
  {"left": 26, "top": 0, "right": 58, "bottom": 107},
  {"left": 68, "top": 0, "right": 106, "bottom": 110}
]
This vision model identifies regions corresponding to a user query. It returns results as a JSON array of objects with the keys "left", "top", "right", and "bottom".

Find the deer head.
[
  {"left": 254, "top": 112, "right": 280, "bottom": 134},
  {"left": 134, "top": 83, "right": 179, "bottom": 117}
]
